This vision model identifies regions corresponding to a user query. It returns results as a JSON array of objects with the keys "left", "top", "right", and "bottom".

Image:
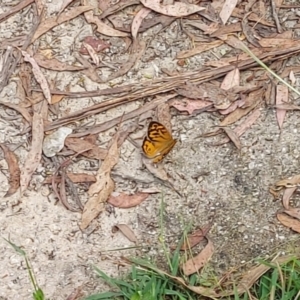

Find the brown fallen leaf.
[
  {"left": 219, "top": 0, "right": 238, "bottom": 25},
  {"left": 182, "top": 238, "right": 214, "bottom": 276},
  {"left": 0, "top": 144, "right": 20, "bottom": 197},
  {"left": 220, "top": 68, "right": 240, "bottom": 90},
  {"left": 140, "top": 0, "right": 205, "bottom": 17},
  {"left": 242, "top": 13, "right": 261, "bottom": 48},
  {"left": 277, "top": 212, "right": 300, "bottom": 233},
  {"left": 282, "top": 187, "right": 297, "bottom": 210},
  {"left": 177, "top": 40, "right": 223, "bottom": 59},
  {"left": 170, "top": 98, "right": 213, "bottom": 115},
  {"left": 105, "top": 40, "right": 146, "bottom": 81},
  {"left": 222, "top": 127, "right": 242, "bottom": 150},
  {"left": 112, "top": 224, "right": 138, "bottom": 243},
  {"left": 131, "top": 7, "right": 151, "bottom": 39},
  {"left": 156, "top": 102, "right": 172, "bottom": 133},
  {"left": 84, "top": 9, "right": 128, "bottom": 37},
  {"left": 108, "top": 192, "right": 149, "bottom": 208},
  {"left": 220, "top": 89, "right": 262, "bottom": 126},
  {"left": 219, "top": 99, "right": 245, "bottom": 115},
  {"left": 214, "top": 108, "right": 261, "bottom": 146},
  {"left": 284, "top": 208, "right": 300, "bottom": 221},
  {"left": 275, "top": 174, "right": 300, "bottom": 188},
  {"left": 80, "top": 133, "right": 119, "bottom": 229},
  {"left": 33, "top": 6, "right": 93, "bottom": 41},
  {"left": 33, "top": 53, "right": 85, "bottom": 71},
  {"left": 79, "top": 36, "right": 110, "bottom": 55},
  {"left": 21, "top": 50, "right": 51, "bottom": 103},
  {"left": 276, "top": 84, "right": 288, "bottom": 130},
  {"left": 65, "top": 136, "right": 107, "bottom": 160},
  {"left": 20, "top": 112, "right": 44, "bottom": 195},
  {"left": 0, "top": 101, "right": 32, "bottom": 124},
  {"left": 180, "top": 224, "right": 213, "bottom": 251},
  {"left": 44, "top": 172, "right": 96, "bottom": 184}
]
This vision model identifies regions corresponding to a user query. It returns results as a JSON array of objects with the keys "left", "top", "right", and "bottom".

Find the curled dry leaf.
[
  {"left": 80, "top": 135, "right": 119, "bottom": 230},
  {"left": 275, "top": 174, "right": 300, "bottom": 188},
  {"left": 0, "top": 144, "right": 20, "bottom": 197},
  {"left": 182, "top": 238, "right": 214, "bottom": 276},
  {"left": 282, "top": 187, "right": 297, "bottom": 210},
  {"left": 131, "top": 7, "right": 151, "bottom": 39},
  {"left": 20, "top": 112, "right": 44, "bottom": 195},
  {"left": 181, "top": 224, "right": 213, "bottom": 250},
  {"left": 108, "top": 192, "right": 149, "bottom": 208},
  {"left": 21, "top": 50, "right": 51, "bottom": 103},
  {"left": 79, "top": 36, "right": 110, "bottom": 55},
  {"left": 112, "top": 224, "right": 138, "bottom": 243},
  {"left": 140, "top": 0, "right": 205, "bottom": 17},
  {"left": 276, "top": 84, "right": 289, "bottom": 130},
  {"left": 284, "top": 208, "right": 300, "bottom": 220},
  {"left": 277, "top": 212, "right": 300, "bottom": 233}
]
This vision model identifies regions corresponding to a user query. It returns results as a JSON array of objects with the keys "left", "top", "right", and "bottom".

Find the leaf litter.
[{"left": 2, "top": 0, "right": 300, "bottom": 297}]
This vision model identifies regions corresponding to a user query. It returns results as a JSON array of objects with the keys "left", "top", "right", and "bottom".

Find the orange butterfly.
[{"left": 142, "top": 121, "right": 176, "bottom": 163}]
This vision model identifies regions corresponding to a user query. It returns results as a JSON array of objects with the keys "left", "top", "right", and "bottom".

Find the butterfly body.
[{"left": 142, "top": 121, "right": 176, "bottom": 163}]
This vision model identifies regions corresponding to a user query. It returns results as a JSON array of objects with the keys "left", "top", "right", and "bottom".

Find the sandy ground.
[{"left": 1, "top": 1, "right": 300, "bottom": 299}]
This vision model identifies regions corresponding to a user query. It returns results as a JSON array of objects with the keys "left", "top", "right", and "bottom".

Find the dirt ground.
[{"left": 1, "top": 0, "right": 300, "bottom": 299}]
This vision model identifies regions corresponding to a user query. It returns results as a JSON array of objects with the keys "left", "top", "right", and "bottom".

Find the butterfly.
[{"left": 142, "top": 121, "right": 177, "bottom": 163}]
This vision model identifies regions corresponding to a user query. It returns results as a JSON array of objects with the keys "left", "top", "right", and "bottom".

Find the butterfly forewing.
[
  {"left": 142, "top": 121, "right": 176, "bottom": 163},
  {"left": 147, "top": 121, "right": 173, "bottom": 142}
]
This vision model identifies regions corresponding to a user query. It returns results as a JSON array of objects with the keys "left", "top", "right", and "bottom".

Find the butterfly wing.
[{"left": 142, "top": 121, "right": 176, "bottom": 163}]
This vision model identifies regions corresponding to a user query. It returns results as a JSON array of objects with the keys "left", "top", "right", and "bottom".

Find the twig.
[{"left": 271, "top": 0, "right": 282, "bottom": 33}]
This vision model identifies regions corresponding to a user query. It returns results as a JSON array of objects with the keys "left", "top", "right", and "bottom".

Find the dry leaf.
[
  {"left": 33, "top": 53, "right": 85, "bottom": 71},
  {"left": 156, "top": 102, "right": 172, "bottom": 133},
  {"left": 21, "top": 50, "right": 51, "bottom": 103},
  {"left": 0, "top": 101, "right": 32, "bottom": 123},
  {"left": 33, "top": 6, "right": 93, "bottom": 41},
  {"left": 0, "top": 144, "right": 20, "bottom": 197},
  {"left": 84, "top": 10, "right": 128, "bottom": 37},
  {"left": 65, "top": 137, "right": 108, "bottom": 160},
  {"left": 43, "top": 172, "right": 96, "bottom": 184},
  {"left": 112, "top": 224, "right": 138, "bottom": 243},
  {"left": 177, "top": 40, "right": 223, "bottom": 59},
  {"left": 131, "top": 7, "right": 151, "bottom": 39},
  {"left": 79, "top": 36, "right": 109, "bottom": 55},
  {"left": 219, "top": 0, "right": 238, "bottom": 24},
  {"left": 80, "top": 135, "right": 119, "bottom": 229},
  {"left": 108, "top": 192, "right": 149, "bottom": 208},
  {"left": 20, "top": 112, "right": 44, "bottom": 195},
  {"left": 276, "top": 84, "right": 288, "bottom": 130},
  {"left": 180, "top": 224, "right": 212, "bottom": 250},
  {"left": 182, "top": 238, "right": 214, "bottom": 276},
  {"left": 222, "top": 127, "right": 241, "bottom": 150},
  {"left": 275, "top": 174, "right": 300, "bottom": 188},
  {"left": 284, "top": 208, "right": 300, "bottom": 221},
  {"left": 171, "top": 98, "right": 212, "bottom": 115},
  {"left": 221, "top": 68, "right": 240, "bottom": 90},
  {"left": 277, "top": 212, "right": 300, "bottom": 233},
  {"left": 282, "top": 187, "right": 296, "bottom": 210},
  {"left": 140, "top": 0, "right": 205, "bottom": 17}
]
